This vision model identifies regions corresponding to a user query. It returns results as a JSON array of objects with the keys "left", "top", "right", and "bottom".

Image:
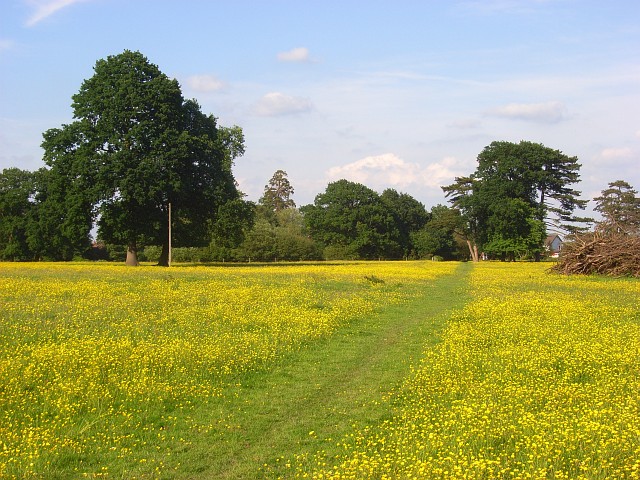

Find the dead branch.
[{"left": 551, "top": 232, "right": 640, "bottom": 278}]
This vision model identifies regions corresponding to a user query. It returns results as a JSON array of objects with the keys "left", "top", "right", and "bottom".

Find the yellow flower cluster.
[
  {"left": 300, "top": 262, "right": 640, "bottom": 479},
  {"left": 0, "top": 261, "right": 455, "bottom": 478}
]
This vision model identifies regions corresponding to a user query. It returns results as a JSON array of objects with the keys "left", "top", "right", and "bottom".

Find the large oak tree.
[{"left": 41, "top": 50, "right": 243, "bottom": 265}]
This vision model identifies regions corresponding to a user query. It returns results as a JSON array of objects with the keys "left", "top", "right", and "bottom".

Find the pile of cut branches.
[{"left": 551, "top": 232, "right": 640, "bottom": 277}]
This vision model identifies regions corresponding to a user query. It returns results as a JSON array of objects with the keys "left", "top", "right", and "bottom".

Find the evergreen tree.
[
  {"left": 260, "top": 170, "right": 296, "bottom": 213},
  {"left": 594, "top": 180, "right": 640, "bottom": 235},
  {"left": 443, "top": 141, "right": 590, "bottom": 261}
]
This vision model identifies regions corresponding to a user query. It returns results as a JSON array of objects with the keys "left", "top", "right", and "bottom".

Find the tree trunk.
[
  {"left": 125, "top": 242, "right": 139, "bottom": 266},
  {"left": 467, "top": 239, "right": 479, "bottom": 262},
  {"left": 157, "top": 242, "right": 169, "bottom": 267}
]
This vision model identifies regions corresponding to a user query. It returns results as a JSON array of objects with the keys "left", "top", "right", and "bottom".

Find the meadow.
[
  {"left": 0, "top": 261, "right": 457, "bottom": 478},
  {"left": 0, "top": 261, "right": 638, "bottom": 479},
  {"left": 295, "top": 263, "right": 640, "bottom": 479}
]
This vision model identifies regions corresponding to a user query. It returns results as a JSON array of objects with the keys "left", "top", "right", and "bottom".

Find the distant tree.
[
  {"left": 301, "top": 180, "right": 400, "bottom": 259},
  {"left": 41, "top": 50, "right": 243, "bottom": 266},
  {"left": 380, "top": 189, "right": 429, "bottom": 257},
  {"left": 482, "top": 198, "right": 545, "bottom": 261},
  {"left": 443, "top": 141, "right": 590, "bottom": 261},
  {"left": 273, "top": 209, "right": 322, "bottom": 261},
  {"left": 209, "top": 198, "right": 256, "bottom": 261},
  {"left": 239, "top": 218, "right": 278, "bottom": 261},
  {"left": 0, "top": 168, "right": 38, "bottom": 260},
  {"left": 260, "top": 170, "right": 296, "bottom": 214},
  {"left": 441, "top": 176, "right": 483, "bottom": 261},
  {"left": 26, "top": 166, "right": 94, "bottom": 261},
  {"left": 239, "top": 207, "right": 321, "bottom": 262},
  {"left": 411, "top": 205, "right": 465, "bottom": 260},
  {"left": 593, "top": 180, "right": 640, "bottom": 235}
]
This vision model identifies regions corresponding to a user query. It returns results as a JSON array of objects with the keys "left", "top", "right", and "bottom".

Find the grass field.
[{"left": 0, "top": 261, "right": 638, "bottom": 479}]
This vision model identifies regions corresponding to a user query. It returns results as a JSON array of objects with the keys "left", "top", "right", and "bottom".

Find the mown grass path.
[{"left": 181, "top": 263, "right": 472, "bottom": 479}]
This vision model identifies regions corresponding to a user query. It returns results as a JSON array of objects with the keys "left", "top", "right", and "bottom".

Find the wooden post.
[{"left": 168, "top": 202, "right": 172, "bottom": 267}]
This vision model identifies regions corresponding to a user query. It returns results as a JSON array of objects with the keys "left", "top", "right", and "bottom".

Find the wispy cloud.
[
  {"left": 185, "top": 74, "right": 226, "bottom": 93},
  {"left": 0, "top": 39, "right": 14, "bottom": 51},
  {"left": 253, "top": 92, "right": 313, "bottom": 117},
  {"left": 449, "top": 118, "right": 482, "bottom": 129},
  {"left": 25, "top": 0, "right": 90, "bottom": 27},
  {"left": 487, "top": 101, "right": 567, "bottom": 123},
  {"left": 600, "top": 147, "right": 632, "bottom": 160},
  {"left": 327, "top": 153, "right": 462, "bottom": 189},
  {"left": 277, "top": 47, "right": 311, "bottom": 63},
  {"left": 593, "top": 147, "right": 635, "bottom": 170}
]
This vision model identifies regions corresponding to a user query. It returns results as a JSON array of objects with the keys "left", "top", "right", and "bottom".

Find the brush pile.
[{"left": 551, "top": 232, "right": 640, "bottom": 277}]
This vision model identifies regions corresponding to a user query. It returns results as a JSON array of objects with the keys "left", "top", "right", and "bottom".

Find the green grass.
[
  {"left": 174, "top": 263, "right": 472, "bottom": 479},
  {"left": 3, "top": 261, "right": 638, "bottom": 478},
  {"left": 0, "top": 261, "right": 465, "bottom": 478}
]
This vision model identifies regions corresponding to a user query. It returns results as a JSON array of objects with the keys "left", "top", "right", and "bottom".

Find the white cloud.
[
  {"left": 326, "top": 153, "right": 462, "bottom": 190},
  {"left": 25, "top": 0, "right": 90, "bottom": 27},
  {"left": 185, "top": 74, "right": 225, "bottom": 93},
  {"left": 277, "top": 47, "right": 311, "bottom": 62},
  {"left": 592, "top": 147, "right": 635, "bottom": 172},
  {"left": 487, "top": 101, "right": 566, "bottom": 123},
  {"left": 600, "top": 147, "right": 632, "bottom": 159},
  {"left": 253, "top": 92, "right": 313, "bottom": 117}
]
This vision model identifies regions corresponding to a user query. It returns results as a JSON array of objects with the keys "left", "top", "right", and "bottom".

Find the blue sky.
[{"left": 1, "top": 0, "right": 639, "bottom": 215}]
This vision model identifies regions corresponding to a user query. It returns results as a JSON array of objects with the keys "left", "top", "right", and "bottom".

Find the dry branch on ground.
[{"left": 551, "top": 232, "right": 640, "bottom": 277}]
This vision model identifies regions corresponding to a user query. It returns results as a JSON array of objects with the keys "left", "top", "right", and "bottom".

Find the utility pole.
[{"left": 168, "top": 202, "right": 172, "bottom": 267}]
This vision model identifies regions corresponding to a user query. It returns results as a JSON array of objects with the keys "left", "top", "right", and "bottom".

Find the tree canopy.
[
  {"left": 0, "top": 168, "right": 38, "bottom": 260},
  {"left": 443, "top": 141, "right": 589, "bottom": 261},
  {"left": 260, "top": 170, "right": 296, "bottom": 214},
  {"left": 594, "top": 180, "right": 640, "bottom": 235},
  {"left": 40, "top": 50, "right": 243, "bottom": 265},
  {"left": 301, "top": 180, "right": 431, "bottom": 259}
]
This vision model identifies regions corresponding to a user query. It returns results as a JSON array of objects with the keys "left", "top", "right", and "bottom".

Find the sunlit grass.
[
  {"left": 0, "top": 261, "right": 456, "bottom": 478},
  {"left": 297, "top": 262, "right": 640, "bottom": 479}
]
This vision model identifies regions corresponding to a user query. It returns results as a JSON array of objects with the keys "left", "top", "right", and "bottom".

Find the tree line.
[{"left": 1, "top": 50, "right": 638, "bottom": 264}]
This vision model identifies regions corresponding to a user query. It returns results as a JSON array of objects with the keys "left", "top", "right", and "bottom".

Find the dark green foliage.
[
  {"left": 0, "top": 168, "right": 38, "bottom": 260},
  {"left": 411, "top": 205, "right": 464, "bottom": 260},
  {"left": 301, "top": 180, "right": 403, "bottom": 260},
  {"left": 594, "top": 180, "right": 640, "bottom": 235},
  {"left": 443, "top": 141, "right": 590, "bottom": 261},
  {"left": 380, "top": 189, "right": 430, "bottom": 257},
  {"left": 209, "top": 198, "right": 256, "bottom": 260},
  {"left": 26, "top": 167, "right": 94, "bottom": 261},
  {"left": 301, "top": 181, "right": 432, "bottom": 260},
  {"left": 237, "top": 172, "right": 320, "bottom": 262},
  {"left": 239, "top": 218, "right": 278, "bottom": 261},
  {"left": 40, "top": 50, "right": 243, "bottom": 265}
]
